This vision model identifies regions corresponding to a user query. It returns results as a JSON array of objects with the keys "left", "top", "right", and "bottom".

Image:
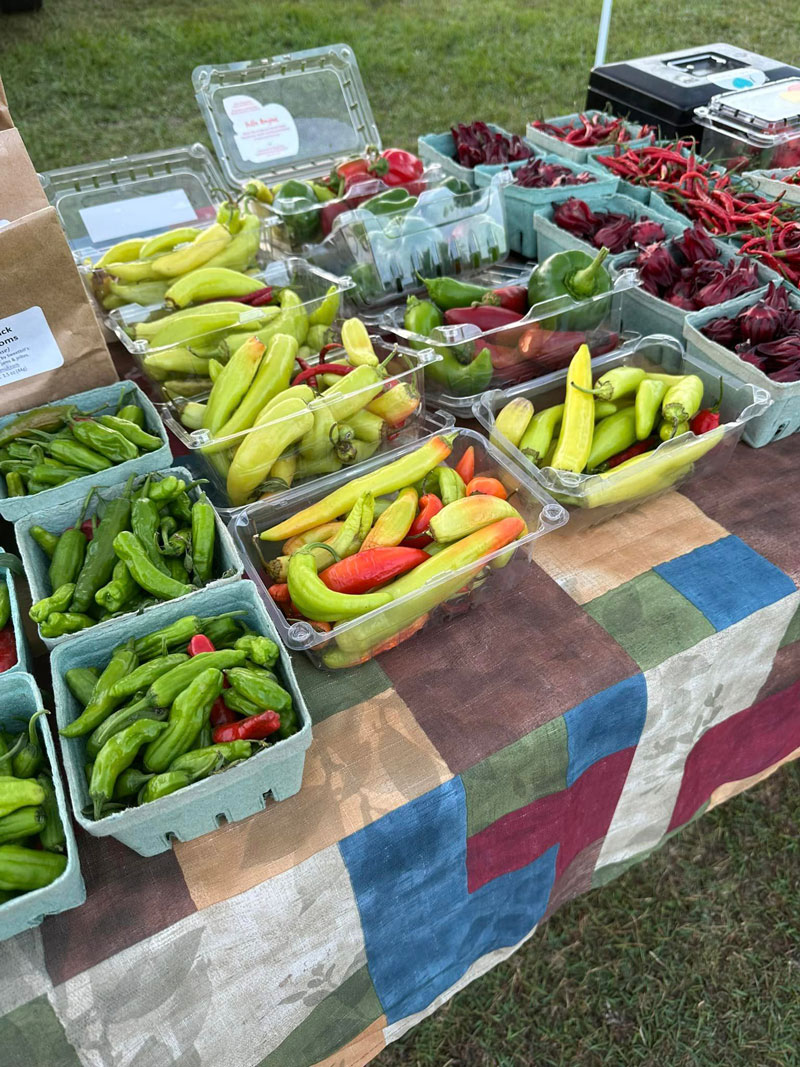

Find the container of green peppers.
[
  {"left": 0, "top": 382, "right": 171, "bottom": 523},
  {"left": 0, "top": 672, "right": 85, "bottom": 942},
  {"left": 0, "top": 551, "right": 28, "bottom": 675},
  {"left": 16, "top": 467, "right": 243, "bottom": 650},
  {"left": 51, "top": 581, "right": 312, "bottom": 856}
]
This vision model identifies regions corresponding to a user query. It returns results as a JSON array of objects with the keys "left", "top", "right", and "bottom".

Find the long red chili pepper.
[
  {"left": 213, "top": 709, "right": 281, "bottom": 743},
  {"left": 319, "top": 546, "right": 429, "bottom": 594},
  {"left": 604, "top": 438, "right": 658, "bottom": 469},
  {"left": 291, "top": 362, "right": 353, "bottom": 387},
  {"left": 403, "top": 493, "right": 443, "bottom": 547}
]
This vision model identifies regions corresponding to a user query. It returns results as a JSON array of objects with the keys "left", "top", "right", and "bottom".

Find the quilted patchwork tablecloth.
[{"left": 2, "top": 436, "right": 799, "bottom": 1067}]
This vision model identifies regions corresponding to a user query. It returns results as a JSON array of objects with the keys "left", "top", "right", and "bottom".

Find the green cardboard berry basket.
[
  {"left": 51, "top": 581, "right": 312, "bottom": 857},
  {"left": 0, "top": 554, "right": 30, "bottom": 675},
  {"left": 683, "top": 284, "right": 800, "bottom": 447},
  {"left": 0, "top": 382, "right": 172, "bottom": 523},
  {"left": 417, "top": 124, "right": 533, "bottom": 188},
  {"left": 0, "top": 672, "right": 86, "bottom": 941},
  {"left": 473, "top": 154, "right": 618, "bottom": 258},
  {"left": 525, "top": 110, "right": 654, "bottom": 165},
  {"left": 15, "top": 466, "right": 243, "bottom": 651},
  {"left": 534, "top": 191, "right": 688, "bottom": 265}
]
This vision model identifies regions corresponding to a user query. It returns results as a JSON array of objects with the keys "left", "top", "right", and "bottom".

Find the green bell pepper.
[
  {"left": 272, "top": 180, "right": 321, "bottom": 244},
  {"left": 528, "top": 247, "right": 612, "bottom": 331}
]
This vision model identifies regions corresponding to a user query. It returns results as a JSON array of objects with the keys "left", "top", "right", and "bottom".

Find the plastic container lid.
[
  {"left": 193, "top": 44, "right": 380, "bottom": 189},
  {"left": 696, "top": 79, "right": 800, "bottom": 146},
  {"left": 39, "top": 144, "right": 227, "bottom": 261}
]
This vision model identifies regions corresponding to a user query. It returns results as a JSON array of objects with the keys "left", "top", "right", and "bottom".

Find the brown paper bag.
[
  {"left": 0, "top": 206, "right": 118, "bottom": 415},
  {"left": 0, "top": 74, "right": 12, "bottom": 131},
  {"left": 0, "top": 128, "right": 48, "bottom": 223}
]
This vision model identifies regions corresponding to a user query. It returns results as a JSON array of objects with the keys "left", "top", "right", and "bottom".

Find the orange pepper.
[{"left": 465, "top": 476, "right": 508, "bottom": 499}]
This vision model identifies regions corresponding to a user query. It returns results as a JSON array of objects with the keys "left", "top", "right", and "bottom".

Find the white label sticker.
[
  {"left": 79, "top": 189, "right": 197, "bottom": 245},
  {"left": 0, "top": 306, "right": 64, "bottom": 385},
  {"left": 223, "top": 96, "right": 299, "bottom": 165}
]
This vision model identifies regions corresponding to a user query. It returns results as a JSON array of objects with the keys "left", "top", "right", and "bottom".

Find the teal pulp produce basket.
[
  {"left": 15, "top": 466, "right": 243, "bottom": 650},
  {"left": 532, "top": 193, "right": 686, "bottom": 267},
  {"left": 473, "top": 154, "right": 618, "bottom": 259},
  {"left": 0, "top": 557, "right": 29, "bottom": 675},
  {"left": 417, "top": 124, "right": 532, "bottom": 188},
  {"left": 473, "top": 334, "right": 771, "bottom": 530},
  {"left": 683, "top": 285, "right": 800, "bottom": 447},
  {"left": 525, "top": 110, "right": 654, "bottom": 166},
  {"left": 0, "top": 381, "right": 172, "bottom": 523},
  {"left": 51, "top": 581, "right": 312, "bottom": 857},
  {"left": 0, "top": 672, "right": 85, "bottom": 942}
]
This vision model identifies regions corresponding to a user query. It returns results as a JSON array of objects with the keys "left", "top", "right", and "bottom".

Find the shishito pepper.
[
  {"left": 30, "top": 526, "right": 59, "bottom": 558},
  {"left": 69, "top": 417, "right": 138, "bottom": 464},
  {"left": 86, "top": 702, "right": 168, "bottom": 760},
  {"left": 89, "top": 718, "right": 168, "bottom": 819},
  {"left": 61, "top": 644, "right": 139, "bottom": 737},
  {"left": 70, "top": 481, "right": 134, "bottom": 614},
  {"left": 112, "top": 531, "right": 194, "bottom": 600},
  {"left": 0, "top": 844, "right": 67, "bottom": 890},
  {"left": 528, "top": 248, "right": 611, "bottom": 331},
  {"left": 143, "top": 667, "right": 224, "bottom": 773},
  {"left": 233, "top": 634, "right": 279, "bottom": 668},
  {"left": 11, "top": 710, "right": 48, "bottom": 778},
  {"left": 98, "top": 414, "right": 161, "bottom": 452},
  {"left": 323, "top": 516, "right": 525, "bottom": 667},
  {"left": 37, "top": 775, "right": 65, "bottom": 852},
  {"left": 0, "top": 777, "right": 45, "bottom": 819},
  {"left": 226, "top": 668, "right": 293, "bottom": 714},
  {"left": 147, "top": 650, "right": 246, "bottom": 708},
  {"left": 260, "top": 436, "right": 454, "bottom": 542},
  {"left": 191, "top": 493, "right": 216, "bottom": 584},
  {"left": 0, "top": 805, "right": 46, "bottom": 845},
  {"left": 29, "top": 583, "right": 75, "bottom": 625}
]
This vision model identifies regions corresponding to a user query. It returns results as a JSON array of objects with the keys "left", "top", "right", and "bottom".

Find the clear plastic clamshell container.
[
  {"left": 473, "top": 334, "right": 772, "bottom": 530},
  {"left": 741, "top": 165, "right": 800, "bottom": 206},
  {"left": 228, "top": 420, "right": 568, "bottom": 670},
  {"left": 375, "top": 266, "right": 640, "bottom": 417},
  {"left": 106, "top": 257, "right": 355, "bottom": 402},
  {"left": 193, "top": 45, "right": 447, "bottom": 254},
  {"left": 161, "top": 339, "right": 447, "bottom": 515},
  {"left": 39, "top": 144, "right": 269, "bottom": 316},
  {"left": 695, "top": 79, "right": 800, "bottom": 171},
  {"left": 306, "top": 173, "right": 510, "bottom": 307}
]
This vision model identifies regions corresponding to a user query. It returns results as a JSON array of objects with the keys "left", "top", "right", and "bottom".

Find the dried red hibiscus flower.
[
  {"left": 552, "top": 198, "right": 665, "bottom": 253},
  {"left": 700, "top": 282, "right": 800, "bottom": 383}
]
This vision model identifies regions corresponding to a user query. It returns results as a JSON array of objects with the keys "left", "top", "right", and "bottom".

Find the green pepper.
[
  {"left": 170, "top": 740, "right": 252, "bottom": 773},
  {"left": 97, "top": 414, "right": 161, "bottom": 452},
  {"left": 89, "top": 718, "right": 168, "bottom": 819},
  {"left": 86, "top": 701, "right": 168, "bottom": 760},
  {"left": 0, "top": 777, "right": 45, "bottom": 819},
  {"left": 404, "top": 296, "right": 443, "bottom": 350},
  {"left": 95, "top": 560, "right": 139, "bottom": 615},
  {"left": 48, "top": 517, "right": 88, "bottom": 592},
  {"left": 226, "top": 667, "right": 293, "bottom": 715},
  {"left": 0, "top": 805, "right": 46, "bottom": 845},
  {"left": 426, "top": 345, "right": 493, "bottom": 397},
  {"left": 138, "top": 770, "right": 192, "bottom": 804},
  {"left": 148, "top": 476, "right": 185, "bottom": 503},
  {"left": 61, "top": 644, "right": 139, "bottom": 737},
  {"left": 112, "top": 531, "right": 193, "bottom": 601},
  {"left": 586, "top": 407, "right": 638, "bottom": 471},
  {"left": 5, "top": 472, "right": 26, "bottom": 496},
  {"left": 147, "top": 649, "right": 246, "bottom": 709},
  {"left": 116, "top": 404, "right": 145, "bottom": 427},
  {"left": 223, "top": 688, "right": 261, "bottom": 716},
  {"left": 0, "top": 585, "right": 9, "bottom": 631},
  {"left": 39, "top": 612, "right": 94, "bottom": 639},
  {"left": 528, "top": 247, "right": 612, "bottom": 331},
  {"left": 419, "top": 275, "right": 491, "bottom": 310},
  {"left": 203, "top": 615, "right": 246, "bottom": 649},
  {"left": 40, "top": 434, "right": 113, "bottom": 473},
  {"left": 307, "top": 284, "right": 341, "bottom": 328},
  {"left": 37, "top": 774, "right": 65, "bottom": 852},
  {"left": 233, "top": 634, "right": 279, "bottom": 668},
  {"left": 68, "top": 417, "right": 139, "bottom": 464},
  {"left": 112, "top": 767, "right": 154, "bottom": 800},
  {"left": 168, "top": 491, "right": 193, "bottom": 525},
  {"left": 190, "top": 493, "right": 216, "bottom": 585},
  {"left": 143, "top": 667, "right": 224, "bottom": 772},
  {"left": 10, "top": 710, "right": 48, "bottom": 779},
  {"left": 109, "top": 652, "right": 190, "bottom": 701},
  {"left": 29, "top": 526, "right": 59, "bottom": 558},
  {"left": 65, "top": 667, "right": 100, "bottom": 707},
  {"left": 635, "top": 379, "right": 667, "bottom": 441},
  {"left": 29, "top": 583, "right": 75, "bottom": 625},
  {"left": 0, "top": 844, "right": 67, "bottom": 890},
  {"left": 442, "top": 176, "right": 471, "bottom": 195},
  {"left": 364, "top": 188, "right": 418, "bottom": 215},
  {"left": 70, "top": 482, "right": 134, "bottom": 614},
  {"left": 0, "top": 405, "right": 71, "bottom": 448},
  {"left": 272, "top": 179, "right": 321, "bottom": 244},
  {"left": 133, "top": 615, "right": 204, "bottom": 660},
  {"left": 26, "top": 464, "right": 86, "bottom": 486},
  {"left": 131, "top": 495, "right": 171, "bottom": 576}
]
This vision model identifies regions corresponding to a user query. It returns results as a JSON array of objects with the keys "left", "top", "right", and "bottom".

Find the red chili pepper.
[
  {"left": 403, "top": 493, "right": 443, "bottom": 547},
  {"left": 268, "top": 583, "right": 291, "bottom": 604},
  {"left": 0, "top": 625, "right": 17, "bottom": 673},
  {"left": 291, "top": 362, "right": 353, "bottom": 387},
  {"left": 481, "top": 285, "right": 528, "bottom": 313},
  {"left": 690, "top": 379, "right": 724, "bottom": 435},
  {"left": 80, "top": 520, "right": 95, "bottom": 541},
  {"left": 443, "top": 306, "right": 524, "bottom": 330},
  {"left": 319, "top": 546, "right": 429, "bottom": 594},
  {"left": 604, "top": 438, "right": 658, "bottom": 469},
  {"left": 465, "top": 476, "right": 508, "bottom": 499},
  {"left": 213, "top": 709, "right": 282, "bottom": 743},
  {"left": 187, "top": 634, "right": 215, "bottom": 656},
  {"left": 230, "top": 286, "right": 273, "bottom": 306},
  {"left": 454, "top": 446, "right": 475, "bottom": 485},
  {"left": 317, "top": 343, "right": 341, "bottom": 363},
  {"left": 210, "top": 697, "right": 237, "bottom": 727}
]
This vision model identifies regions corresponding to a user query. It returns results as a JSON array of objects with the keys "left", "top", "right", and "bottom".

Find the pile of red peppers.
[
  {"left": 530, "top": 113, "right": 655, "bottom": 148},
  {"left": 702, "top": 282, "right": 800, "bottom": 383}
]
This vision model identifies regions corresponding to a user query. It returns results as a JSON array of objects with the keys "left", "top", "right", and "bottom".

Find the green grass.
[{"left": 1, "top": 4, "right": 799, "bottom": 1063}]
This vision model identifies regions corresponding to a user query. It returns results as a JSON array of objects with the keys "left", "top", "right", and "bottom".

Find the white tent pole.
[{"left": 594, "top": 0, "right": 613, "bottom": 67}]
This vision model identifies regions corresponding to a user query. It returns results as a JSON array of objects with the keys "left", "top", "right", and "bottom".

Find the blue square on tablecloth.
[
  {"left": 339, "top": 777, "right": 557, "bottom": 1024},
  {"left": 563, "top": 674, "right": 647, "bottom": 787},
  {"left": 654, "top": 535, "right": 797, "bottom": 632}
]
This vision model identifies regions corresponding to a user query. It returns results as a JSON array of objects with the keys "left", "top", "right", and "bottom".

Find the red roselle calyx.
[
  {"left": 636, "top": 243, "right": 681, "bottom": 294},
  {"left": 673, "top": 223, "right": 717, "bottom": 265},
  {"left": 513, "top": 158, "right": 595, "bottom": 189},
  {"left": 552, "top": 198, "right": 599, "bottom": 238},
  {"left": 737, "top": 303, "right": 784, "bottom": 345},
  {"left": 630, "top": 219, "right": 666, "bottom": 247},
  {"left": 593, "top": 215, "right": 634, "bottom": 254},
  {"left": 450, "top": 122, "right": 532, "bottom": 168},
  {"left": 703, "top": 316, "right": 740, "bottom": 347}
]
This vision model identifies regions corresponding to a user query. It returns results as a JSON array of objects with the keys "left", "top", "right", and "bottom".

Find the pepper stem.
[
  {"left": 302, "top": 542, "right": 340, "bottom": 564},
  {"left": 570, "top": 247, "right": 610, "bottom": 299}
]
